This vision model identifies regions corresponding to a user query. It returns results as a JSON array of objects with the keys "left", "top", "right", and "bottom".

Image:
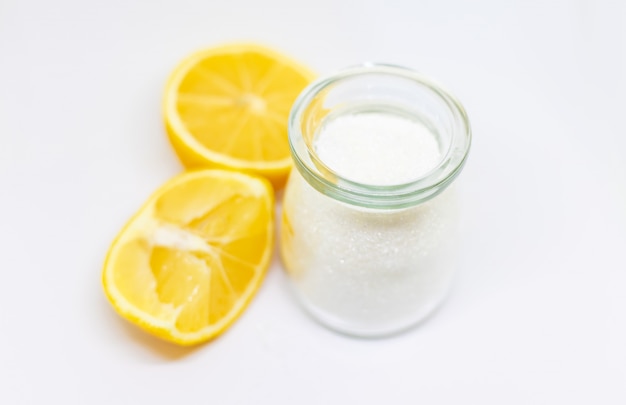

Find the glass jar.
[{"left": 280, "top": 64, "right": 471, "bottom": 337}]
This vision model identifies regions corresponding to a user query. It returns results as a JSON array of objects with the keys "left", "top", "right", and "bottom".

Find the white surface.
[{"left": 1, "top": 0, "right": 625, "bottom": 403}]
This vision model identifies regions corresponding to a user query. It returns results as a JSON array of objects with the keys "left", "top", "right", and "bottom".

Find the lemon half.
[
  {"left": 164, "top": 43, "right": 315, "bottom": 188},
  {"left": 102, "top": 169, "right": 274, "bottom": 345}
]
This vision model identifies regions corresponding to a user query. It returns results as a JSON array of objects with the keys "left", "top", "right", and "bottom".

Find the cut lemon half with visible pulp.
[
  {"left": 164, "top": 43, "right": 315, "bottom": 188},
  {"left": 102, "top": 170, "right": 274, "bottom": 346}
]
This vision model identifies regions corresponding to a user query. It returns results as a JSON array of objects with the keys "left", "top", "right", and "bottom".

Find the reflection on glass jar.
[{"left": 280, "top": 64, "right": 471, "bottom": 337}]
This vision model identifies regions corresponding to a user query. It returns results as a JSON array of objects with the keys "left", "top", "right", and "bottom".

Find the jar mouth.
[{"left": 288, "top": 63, "right": 471, "bottom": 209}]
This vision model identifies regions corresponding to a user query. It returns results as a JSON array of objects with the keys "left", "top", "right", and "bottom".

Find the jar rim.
[{"left": 288, "top": 63, "right": 472, "bottom": 209}]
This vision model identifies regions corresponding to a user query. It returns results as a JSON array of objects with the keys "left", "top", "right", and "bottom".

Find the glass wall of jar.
[{"left": 281, "top": 65, "right": 471, "bottom": 337}]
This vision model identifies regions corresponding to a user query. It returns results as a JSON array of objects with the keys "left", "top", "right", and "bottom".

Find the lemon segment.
[
  {"left": 164, "top": 43, "right": 315, "bottom": 188},
  {"left": 102, "top": 169, "right": 274, "bottom": 346}
]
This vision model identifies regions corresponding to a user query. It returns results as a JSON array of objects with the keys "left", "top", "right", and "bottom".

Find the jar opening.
[{"left": 288, "top": 64, "right": 471, "bottom": 209}]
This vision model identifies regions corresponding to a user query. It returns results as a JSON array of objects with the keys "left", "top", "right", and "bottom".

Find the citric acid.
[
  {"left": 281, "top": 64, "right": 471, "bottom": 337},
  {"left": 282, "top": 112, "right": 458, "bottom": 336}
]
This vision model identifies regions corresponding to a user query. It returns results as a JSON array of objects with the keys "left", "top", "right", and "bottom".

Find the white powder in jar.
[
  {"left": 281, "top": 112, "right": 458, "bottom": 336},
  {"left": 314, "top": 113, "right": 441, "bottom": 185}
]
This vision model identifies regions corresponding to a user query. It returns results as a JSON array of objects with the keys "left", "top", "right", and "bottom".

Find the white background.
[{"left": 1, "top": 0, "right": 625, "bottom": 403}]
